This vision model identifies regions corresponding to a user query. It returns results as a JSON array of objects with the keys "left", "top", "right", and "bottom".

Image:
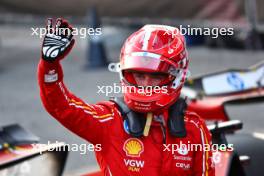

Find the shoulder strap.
[
  {"left": 168, "top": 97, "right": 187, "bottom": 138},
  {"left": 111, "top": 97, "right": 146, "bottom": 137}
]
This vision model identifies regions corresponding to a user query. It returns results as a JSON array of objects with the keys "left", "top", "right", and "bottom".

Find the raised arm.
[{"left": 38, "top": 18, "right": 115, "bottom": 145}]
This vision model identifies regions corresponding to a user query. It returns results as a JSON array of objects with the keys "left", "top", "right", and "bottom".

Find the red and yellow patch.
[{"left": 123, "top": 138, "right": 144, "bottom": 157}]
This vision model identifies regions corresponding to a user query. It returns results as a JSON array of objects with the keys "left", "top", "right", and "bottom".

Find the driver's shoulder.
[{"left": 184, "top": 111, "right": 207, "bottom": 132}]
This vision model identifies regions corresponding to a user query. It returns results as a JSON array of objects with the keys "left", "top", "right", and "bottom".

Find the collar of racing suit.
[{"left": 112, "top": 97, "right": 187, "bottom": 139}]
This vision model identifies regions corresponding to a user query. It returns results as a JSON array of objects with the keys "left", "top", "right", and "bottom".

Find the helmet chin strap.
[{"left": 143, "top": 112, "right": 153, "bottom": 136}]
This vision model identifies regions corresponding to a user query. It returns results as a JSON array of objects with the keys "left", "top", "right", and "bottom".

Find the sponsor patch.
[
  {"left": 124, "top": 159, "right": 145, "bottom": 172},
  {"left": 123, "top": 138, "right": 144, "bottom": 157},
  {"left": 177, "top": 145, "right": 188, "bottom": 155},
  {"left": 176, "top": 162, "right": 191, "bottom": 170},
  {"left": 123, "top": 120, "right": 130, "bottom": 134}
]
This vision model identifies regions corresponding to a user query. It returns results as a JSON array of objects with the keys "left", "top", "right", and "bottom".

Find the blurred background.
[{"left": 0, "top": 0, "right": 264, "bottom": 175}]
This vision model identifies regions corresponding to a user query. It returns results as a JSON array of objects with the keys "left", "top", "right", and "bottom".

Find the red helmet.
[{"left": 117, "top": 25, "right": 189, "bottom": 113}]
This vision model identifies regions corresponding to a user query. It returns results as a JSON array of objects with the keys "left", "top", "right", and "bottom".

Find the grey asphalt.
[{"left": 0, "top": 25, "right": 263, "bottom": 175}]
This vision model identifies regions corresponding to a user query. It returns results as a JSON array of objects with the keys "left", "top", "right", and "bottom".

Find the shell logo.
[{"left": 123, "top": 138, "right": 144, "bottom": 157}]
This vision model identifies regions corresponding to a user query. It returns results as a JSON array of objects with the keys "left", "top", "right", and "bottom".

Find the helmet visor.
[
  {"left": 123, "top": 70, "right": 175, "bottom": 87},
  {"left": 121, "top": 52, "right": 185, "bottom": 87},
  {"left": 121, "top": 52, "right": 173, "bottom": 72}
]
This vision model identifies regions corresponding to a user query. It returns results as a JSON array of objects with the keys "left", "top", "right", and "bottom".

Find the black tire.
[{"left": 226, "top": 132, "right": 264, "bottom": 176}]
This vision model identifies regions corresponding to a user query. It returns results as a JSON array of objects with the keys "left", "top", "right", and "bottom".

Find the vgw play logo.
[
  {"left": 123, "top": 138, "right": 145, "bottom": 172},
  {"left": 124, "top": 159, "right": 145, "bottom": 172}
]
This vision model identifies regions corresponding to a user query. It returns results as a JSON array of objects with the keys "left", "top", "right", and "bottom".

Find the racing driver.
[{"left": 38, "top": 18, "right": 215, "bottom": 176}]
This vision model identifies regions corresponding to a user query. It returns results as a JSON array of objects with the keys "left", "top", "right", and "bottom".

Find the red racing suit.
[{"left": 38, "top": 59, "right": 215, "bottom": 176}]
